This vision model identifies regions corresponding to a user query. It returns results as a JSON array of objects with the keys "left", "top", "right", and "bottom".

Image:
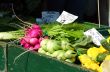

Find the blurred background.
[{"left": 0, "top": 0, "right": 109, "bottom": 25}]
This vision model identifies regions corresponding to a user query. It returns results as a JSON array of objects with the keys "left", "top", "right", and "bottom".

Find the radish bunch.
[{"left": 20, "top": 24, "right": 43, "bottom": 50}]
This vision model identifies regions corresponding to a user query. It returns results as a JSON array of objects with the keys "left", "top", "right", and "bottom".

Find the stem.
[
  {"left": 11, "top": 4, "right": 32, "bottom": 26},
  {"left": 13, "top": 49, "right": 32, "bottom": 64}
]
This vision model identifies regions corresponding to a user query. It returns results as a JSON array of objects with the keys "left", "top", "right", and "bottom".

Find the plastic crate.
[
  {"left": 0, "top": 41, "right": 6, "bottom": 72},
  {"left": 7, "top": 45, "right": 93, "bottom": 72}
]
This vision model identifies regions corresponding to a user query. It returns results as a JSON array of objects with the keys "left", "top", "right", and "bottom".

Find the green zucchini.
[
  {"left": 97, "top": 52, "right": 110, "bottom": 62},
  {"left": 76, "top": 48, "right": 87, "bottom": 56},
  {"left": 101, "top": 39, "right": 110, "bottom": 51}
]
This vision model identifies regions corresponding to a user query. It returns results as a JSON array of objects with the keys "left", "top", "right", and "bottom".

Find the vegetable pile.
[
  {"left": 38, "top": 39, "right": 76, "bottom": 63},
  {"left": 18, "top": 23, "right": 110, "bottom": 72}
]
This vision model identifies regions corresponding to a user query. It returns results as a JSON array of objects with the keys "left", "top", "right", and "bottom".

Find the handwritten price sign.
[
  {"left": 56, "top": 11, "right": 78, "bottom": 24},
  {"left": 84, "top": 28, "right": 105, "bottom": 46}
]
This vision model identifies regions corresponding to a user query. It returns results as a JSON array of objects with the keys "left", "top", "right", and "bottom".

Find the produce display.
[
  {"left": 14, "top": 22, "right": 109, "bottom": 72},
  {"left": 0, "top": 21, "right": 110, "bottom": 72}
]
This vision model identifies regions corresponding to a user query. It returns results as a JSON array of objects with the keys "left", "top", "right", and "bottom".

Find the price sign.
[
  {"left": 56, "top": 11, "right": 78, "bottom": 24},
  {"left": 84, "top": 28, "right": 105, "bottom": 46}
]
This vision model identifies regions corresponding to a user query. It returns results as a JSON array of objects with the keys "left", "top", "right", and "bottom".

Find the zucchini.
[
  {"left": 97, "top": 52, "right": 110, "bottom": 62},
  {"left": 76, "top": 48, "right": 87, "bottom": 56},
  {"left": 101, "top": 39, "right": 110, "bottom": 51}
]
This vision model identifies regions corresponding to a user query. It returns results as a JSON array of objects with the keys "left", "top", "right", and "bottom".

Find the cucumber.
[
  {"left": 76, "top": 48, "right": 87, "bottom": 56},
  {"left": 97, "top": 52, "right": 110, "bottom": 62},
  {"left": 101, "top": 39, "right": 110, "bottom": 51}
]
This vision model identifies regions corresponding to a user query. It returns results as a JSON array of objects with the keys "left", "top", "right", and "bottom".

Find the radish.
[
  {"left": 27, "top": 30, "right": 39, "bottom": 38},
  {"left": 20, "top": 38, "right": 27, "bottom": 45},
  {"left": 39, "top": 37, "right": 44, "bottom": 43},
  {"left": 44, "top": 36, "right": 49, "bottom": 39},
  {"left": 29, "top": 38, "right": 39, "bottom": 45},
  {"left": 33, "top": 44, "right": 40, "bottom": 50},
  {"left": 25, "top": 28, "right": 31, "bottom": 33},
  {"left": 32, "top": 24, "right": 41, "bottom": 29},
  {"left": 20, "top": 24, "right": 43, "bottom": 51},
  {"left": 24, "top": 43, "right": 31, "bottom": 49},
  {"left": 24, "top": 37, "right": 31, "bottom": 43},
  {"left": 27, "top": 29, "right": 42, "bottom": 38},
  {"left": 28, "top": 44, "right": 40, "bottom": 50}
]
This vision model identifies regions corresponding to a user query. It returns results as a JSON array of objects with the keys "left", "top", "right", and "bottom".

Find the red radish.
[
  {"left": 29, "top": 38, "right": 39, "bottom": 45},
  {"left": 29, "top": 44, "right": 40, "bottom": 50},
  {"left": 24, "top": 43, "right": 31, "bottom": 49},
  {"left": 32, "top": 24, "right": 41, "bottom": 29},
  {"left": 39, "top": 37, "right": 44, "bottom": 43},
  {"left": 20, "top": 24, "right": 43, "bottom": 51},
  {"left": 33, "top": 44, "right": 40, "bottom": 49},
  {"left": 26, "top": 33, "right": 31, "bottom": 38},
  {"left": 27, "top": 30, "right": 41, "bottom": 38},
  {"left": 44, "top": 36, "right": 49, "bottom": 39},
  {"left": 24, "top": 37, "right": 31, "bottom": 43},
  {"left": 28, "top": 46, "right": 34, "bottom": 50},
  {"left": 20, "top": 38, "right": 27, "bottom": 45},
  {"left": 25, "top": 28, "right": 32, "bottom": 33},
  {"left": 38, "top": 30, "right": 43, "bottom": 36}
]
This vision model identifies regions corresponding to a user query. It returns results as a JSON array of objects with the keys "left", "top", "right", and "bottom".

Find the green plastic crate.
[
  {"left": 7, "top": 45, "right": 29, "bottom": 72},
  {"left": 0, "top": 41, "right": 6, "bottom": 72},
  {"left": 7, "top": 45, "right": 93, "bottom": 72}
]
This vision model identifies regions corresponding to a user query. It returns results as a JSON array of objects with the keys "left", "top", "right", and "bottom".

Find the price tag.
[
  {"left": 84, "top": 28, "right": 105, "bottom": 46},
  {"left": 56, "top": 11, "right": 78, "bottom": 24}
]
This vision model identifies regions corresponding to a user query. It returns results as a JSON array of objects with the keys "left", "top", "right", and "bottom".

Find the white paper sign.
[
  {"left": 84, "top": 28, "right": 105, "bottom": 46},
  {"left": 56, "top": 11, "right": 78, "bottom": 24}
]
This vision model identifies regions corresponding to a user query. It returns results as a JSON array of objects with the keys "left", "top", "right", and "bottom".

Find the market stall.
[{"left": 0, "top": 0, "right": 110, "bottom": 72}]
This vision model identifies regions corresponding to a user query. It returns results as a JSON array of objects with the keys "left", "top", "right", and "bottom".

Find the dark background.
[{"left": 0, "top": 0, "right": 109, "bottom": 25}]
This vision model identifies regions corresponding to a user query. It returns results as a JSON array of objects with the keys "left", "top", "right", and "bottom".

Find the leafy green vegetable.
[
  {"left": 46, "top": 40, "right": 61, "bottom": 53},
  {"left": 47, "top": 25, "right": 84, "bottom": 43},
  {"left": 73, "top": 36, "right": 91, "bottom": 46},
  {"left": 40, "top": 39, "right": 61, "bottom": 53},
  {"left": 108, "top": 29, "right": 110, "bottom": 34},
  {"left": 0, "top": 29, "right": 24, "bottom": 40}
]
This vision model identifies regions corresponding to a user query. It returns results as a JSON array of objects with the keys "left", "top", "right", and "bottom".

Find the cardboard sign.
[
  {"left": 84, "top": 28, "right": 105, "bottom": 46},
  {"left": 56, "top": 11, "right": 78, "bottom": 24}
]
